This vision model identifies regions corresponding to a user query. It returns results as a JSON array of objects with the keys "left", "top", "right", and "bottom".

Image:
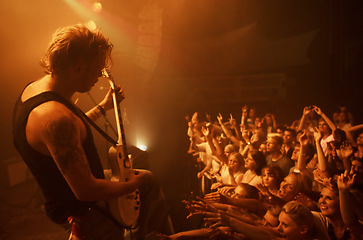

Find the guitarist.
[{"left": 12, "top": 24, "right": 150, "bottom": 239}]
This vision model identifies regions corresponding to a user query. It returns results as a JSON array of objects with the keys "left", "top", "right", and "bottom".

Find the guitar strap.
[{"left": 75, "top": 105, "right": 118, "bottom": 146}]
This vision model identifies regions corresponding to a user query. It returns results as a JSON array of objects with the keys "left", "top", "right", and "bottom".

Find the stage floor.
[{"left": 0, "top": 180, "right": 68, "bottom": 240}]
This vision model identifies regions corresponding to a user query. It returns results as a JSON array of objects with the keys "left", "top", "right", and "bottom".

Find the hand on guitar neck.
[{"left": 98, "top": 85, "right": 125, "bottom": 112}]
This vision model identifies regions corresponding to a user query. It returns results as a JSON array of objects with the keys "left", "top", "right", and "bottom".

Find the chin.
[
  {"left": 79, "top": 86, "right": 94, "bottom": 93},
  {"left": 78, "top": 89, "right": 90, "bottom": 93},
  {"left": 320, "top": 209, "right": 333, "bottom": 217}
]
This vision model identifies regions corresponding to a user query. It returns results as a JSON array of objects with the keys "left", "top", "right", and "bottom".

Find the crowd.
[{"left": 158, "top": 105, "right": 363, "bottom": 240}]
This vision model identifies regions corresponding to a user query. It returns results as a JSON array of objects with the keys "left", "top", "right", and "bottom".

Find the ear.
[
  {"left": 299, "top": 225, "right": 309, "bottom": 235},
  {"left": 73, "top": 62, "right": 83, "bottom": 72},
  {"left": 69, "top": 61, "right": 84, "bottom": 77}
]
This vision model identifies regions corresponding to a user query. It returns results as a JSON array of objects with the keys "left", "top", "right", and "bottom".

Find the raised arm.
[
  {"left": 217, "top": 113, "right": 240, "bottom": 148},
  {"left": 296, "top": 130, "right": 309, "bottom": 171},
  {"left": 230, "top": 114, "right": 242, "bottom": 141},
  {"left": 313, "top": 106, "right": 336, "bottom": 132},
  {"left": 337, "top": 141, "right": 353, "bottom": 171},
  {"left": 86, "top": 85, "right": 124, "bottom": 122},
  {"left": 240, "top": 105, "right": 248, "bottom": 130},
  {"left": 337, "top": 172, "right": 363, "bottom": 238},
  {"left": 313, "top": 127, "right": 328, "bottom": 173},
  {"left": 202, "top": 124, "right": 229, "bottom": 165},
  {"left": 204, "top": 191, "right": 270, "bottom": 214},
  {"left": 346, "top": 124, "right": 363, "bottom": 146},
  {"left": 297, "top": 106, "right": 312, "bottom": 132},
  {"left": 204, "top": 211, "right": 278, "bottom": 240},
  {"left": 270, "top": 114, "right": 277, "bottom": 129}
]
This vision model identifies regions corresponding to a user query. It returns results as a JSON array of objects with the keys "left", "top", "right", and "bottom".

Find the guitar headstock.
[
  {"left": 102, "top": 68, "right": 117, "bottom": 90},
  {"left": 102, "top": 68, "right": 112, "bottom": 79}
]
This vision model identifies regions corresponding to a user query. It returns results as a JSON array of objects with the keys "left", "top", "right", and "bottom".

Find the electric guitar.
[{"left": 102, "top": 68, "right": 140, "bottom": 227}]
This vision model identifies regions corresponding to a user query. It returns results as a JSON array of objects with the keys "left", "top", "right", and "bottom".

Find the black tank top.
[{"left": 13, "top": 91, "right": 104, "bottom": 224}]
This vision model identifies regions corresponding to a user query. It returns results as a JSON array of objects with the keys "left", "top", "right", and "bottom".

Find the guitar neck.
[
  {"left": 104, "top": 69, "right": 129, "bottom": 159},
  {"left": 116, "top": 103, "right": 128, "bottom": 157}
]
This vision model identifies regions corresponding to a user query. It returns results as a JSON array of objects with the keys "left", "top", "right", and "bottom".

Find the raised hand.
[
  {"left": 217, "top": 113, "right": 223, "bottom": 124},
  {"left": 294, "top": 193, "right": 319, "bottom": 210},
  {"left": 256, "top": 183, "right": 273, "bottom": 199},
  {"left": 312, "top": 105, "right": 322, "bottom": 115},
  {"left": 99, "top": 85, "right": 125, "bottom": 111},
  {"left": 313, "top": 169, "right": 330, "bottom": 187},
  {"left": 204, "top": 191, "right": 227, "bottom": 204},
  {"left": 242, "top": 105, "right": 248, "bottom": 113},
  {"left": 201, "top": 125, "right": 210, "bottom": 137},
  {"left": 299, "top": 129, "right": 310, "bottom": 146},
  {"left": 191, "top": 112, "right": 198, "bottom": 125},
  {"left": 211, "top": 182, "right": 223, "bottom": 190},
  {"left": 338, "top": 105, "right": 347, "bottom": 112},
  {"left": 206, "top": 113, "right": 211, "bottom": 123},
  {"left": 185, "top": 114, "right": 191, "bottom": 123},
  {"left": 204, "top": 211, "right": 230, "bottom": 229},
  {"left": 250, "top": 132, "right": 260, "bottom": 144},
  {"left": 337, "top": 170, "right": 356, "bottom": 193},
  {"left": 218, "top": 186, "right": 236, "bottom": 196},
  {"left": 303, "top": 106, "right": 311, "bottom": 116},
  {"left": 229, "top": 114, "right": 236, "bottom": 128},
  {"left": 156, "top": 233, "right": 173, "bottom": 240},
  {"left": 182, "top": 199, "right": 207, "bottom": 219},
  {"left": 338, "top": 141, "right": 353, "bottom": 159},
  {"left": 313, "top": 127, "right": 323, "bottom": 141}
]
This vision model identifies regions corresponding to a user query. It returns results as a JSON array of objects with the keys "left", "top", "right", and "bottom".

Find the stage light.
[
  {"left": 92, "top": 2, "right": 102, "bottom": 13},
  {"left": 85, "top": 20, "right": 97, "bottom": 30},
  {"left": 137, "top": 144, "right": 147, "bottom": 151}
]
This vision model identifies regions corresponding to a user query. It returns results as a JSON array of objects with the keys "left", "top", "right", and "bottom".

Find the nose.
[
  {"left": 277, "top": 223, "right": 283, "bottom": 233},
  {"left": 98, "top": 70, "right": 104, "bottom": 78}
]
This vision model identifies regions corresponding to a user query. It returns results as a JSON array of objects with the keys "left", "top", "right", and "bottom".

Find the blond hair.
[
  {"left": 41, "top": 24, "right": 113, "bottom": 76},
  {"left": 282, "top": 201, "right": 314, "bottom": 234}
]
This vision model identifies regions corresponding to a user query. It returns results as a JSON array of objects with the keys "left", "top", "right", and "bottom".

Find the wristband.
[{"left": 97, "top": 105, "right": 106, "bottom": 116}]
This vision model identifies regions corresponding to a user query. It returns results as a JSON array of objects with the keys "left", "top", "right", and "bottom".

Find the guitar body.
[{"left": 107, "top": 145, "right": 140, "bottom": 227}]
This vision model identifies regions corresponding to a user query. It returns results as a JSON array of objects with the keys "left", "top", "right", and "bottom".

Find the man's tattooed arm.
[{"left": 46, "top": 115, "right": 90, "bottom": 176}]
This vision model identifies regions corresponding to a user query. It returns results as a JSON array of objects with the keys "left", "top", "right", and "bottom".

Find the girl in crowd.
[
  {"left": 313, "top": 178, "right": 363, "bottom": 240},
  {"left": 260, "top": 164, "right": 284, "bottom": 196},
  {"left": 241, "top": 150, "right": 267, "bottom": 187},
  {"left": 211, "top": 152, "right": 245, "bottom": 192},
  {"left": 260, "top": 113, "right": 277, "bottom": 135}
]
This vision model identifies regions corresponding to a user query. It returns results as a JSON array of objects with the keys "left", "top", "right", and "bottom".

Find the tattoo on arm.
[{"left": 46, "top": 115, "right": 90, "bottom": 175}]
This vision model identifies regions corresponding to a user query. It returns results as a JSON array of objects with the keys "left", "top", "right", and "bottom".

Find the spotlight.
[
  {"left": 85, "top": 20, "right": 97, "bottom": 30},
  {"left": 92, "top": 2, "right": 102, "bottom": 13},
  {"left": 137, "top": 144, "right": 147, "bottom": 151}
]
